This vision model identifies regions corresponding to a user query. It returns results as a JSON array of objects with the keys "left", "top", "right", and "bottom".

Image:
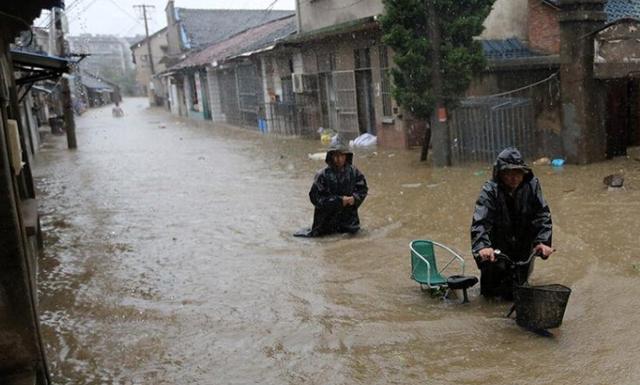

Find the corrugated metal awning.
[{"left": 10, "top": 49, "right": 70, "bottom": 86}]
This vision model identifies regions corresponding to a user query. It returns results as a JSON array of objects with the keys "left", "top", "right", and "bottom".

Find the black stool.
[{"left": 446, "top": 275, "right": 479, "bottom": 303}]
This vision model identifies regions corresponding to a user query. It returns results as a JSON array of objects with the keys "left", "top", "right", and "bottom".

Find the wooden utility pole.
[
  {"left": 425, "top": 0, "right": 450, "bottom": 166},
  {"left": 134, "top": 4, "right": 156, "bottom": 75},
  {"left": 55, "top": 6, "right": 77, "bottom": 149}
]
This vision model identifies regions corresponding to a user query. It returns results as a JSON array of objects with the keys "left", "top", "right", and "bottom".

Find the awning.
[
  {"left": 280, "top": 16, "right": 379, "bottom": 45},
  {"left": 11, "top": 49, "right": 71, "bottom": 103},
  {"left": 11, "top": 49, "right": 70, "bottom": 85},
  {"left": 81, "top": 76, "right": 113, "bottom": 92},
  {"left": 32, "top": 85, "right": 53, "bottom": 94}
]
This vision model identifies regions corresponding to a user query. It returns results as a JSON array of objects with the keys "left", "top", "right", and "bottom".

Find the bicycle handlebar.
[{"left": 494, "top": 250, "right": 539, "bottom": 266}]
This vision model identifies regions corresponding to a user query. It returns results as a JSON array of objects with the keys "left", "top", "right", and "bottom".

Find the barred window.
[{"left": 379, "top": 46, "right": 393, "bottom": 117}]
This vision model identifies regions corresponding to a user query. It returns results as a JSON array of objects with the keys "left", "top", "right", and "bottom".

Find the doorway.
[
  {"left": 354, "top": 48, "right": 376, "bottom": 135},
  {"left": 605, "top": 79, "right": 640, "bottom": 158}
]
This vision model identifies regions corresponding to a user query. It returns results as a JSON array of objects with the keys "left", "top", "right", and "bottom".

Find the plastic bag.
[{"left": 350, "top": 133, "right": 377, "bottom": 148}]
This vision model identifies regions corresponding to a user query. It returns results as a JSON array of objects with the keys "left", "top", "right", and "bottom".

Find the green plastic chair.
[{"left": 410, "top": 240, "right": 466, "bottom": 289}]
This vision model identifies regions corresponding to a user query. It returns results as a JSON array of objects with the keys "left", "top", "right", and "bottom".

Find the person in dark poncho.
[
  {"left": 471, "top": 147, "right": 554, "bottom": 299},
  {"left": 294, "top": 142, "right": 368, "bottom": 237}
]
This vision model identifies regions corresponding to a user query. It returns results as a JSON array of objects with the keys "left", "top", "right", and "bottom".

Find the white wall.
[
  {"left": 297, "top": 0, "right": 383, "bottom": 33},
  {"left": 480, "top": 0, "right": 529, "bottom": 41}
]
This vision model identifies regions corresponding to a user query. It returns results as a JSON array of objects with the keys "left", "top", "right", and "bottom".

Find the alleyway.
[{"left": 34, "top": 98, "right": 640, "bottom": 384}]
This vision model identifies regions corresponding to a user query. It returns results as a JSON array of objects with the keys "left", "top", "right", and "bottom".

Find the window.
[
  {"left": 379, "top": 46, "right": 393, "bottom": 117},
  {"left": 281, "top": 77, "right": 294, "bottom": 103},
  {"left": 354, "top": 48, "right": 371, "bottom": 69},
  {"left": 317, "top": 51, "right": 336, "bottom": 73}
]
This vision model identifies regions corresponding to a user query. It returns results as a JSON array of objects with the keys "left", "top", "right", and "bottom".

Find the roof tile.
[
  {"left": 177, "top": 8, "right": 294, "bottom": 49},
  {"left": 171, "top": 15, "right": 296, "bottom": 70}
]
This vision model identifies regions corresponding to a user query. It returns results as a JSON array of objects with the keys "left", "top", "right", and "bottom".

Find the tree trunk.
[{"left": 420, "top": 120, "right": 432, "bottom": 161}]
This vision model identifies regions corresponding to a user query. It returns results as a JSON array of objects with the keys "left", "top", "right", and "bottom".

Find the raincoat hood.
[
  {"left": 471, "top": 146, "right": 552, "bottom": 263},
  {"left": 492, "top": 147, "right": 533, "bottom": 183},
  {"left": 325, "top": 142, "right": 353, "bottom": 167}
]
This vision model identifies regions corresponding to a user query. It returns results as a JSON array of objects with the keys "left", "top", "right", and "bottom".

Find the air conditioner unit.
[{"left": 292, "top": 72, "right": 304, "bottom": 93}]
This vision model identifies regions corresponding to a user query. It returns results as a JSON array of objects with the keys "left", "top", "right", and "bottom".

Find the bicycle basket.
[{"left": 513, "top": 284, "right": 571, "bottom": 330}]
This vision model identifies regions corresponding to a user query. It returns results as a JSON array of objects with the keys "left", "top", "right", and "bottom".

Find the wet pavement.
[{"left": 34, "top": 98, "right": 640, "bottom": 384}]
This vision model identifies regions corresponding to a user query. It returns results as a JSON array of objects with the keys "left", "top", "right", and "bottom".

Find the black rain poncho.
[
  {"left": 295, "top": 144, "right": 368, "bottom": 237},
  {"left": 470, "top": 147, "right": 552, "bottom": 297}
]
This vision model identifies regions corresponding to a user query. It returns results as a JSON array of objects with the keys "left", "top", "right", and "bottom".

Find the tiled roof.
[
  {"left": 605, "top": 0, "right": 640, "bottom": 21},
  {"left": 544, "top": 0, "right": 640, "bottom": 21},
  {"left": 80, "top": 72, "right": 114, "bottom": 91},
  {"left": 482, "top": 38, "right": 543, "bottom": 60},
  {"left": 176, "top": 8, "right": 294, "bottom": 49},
  {"left": 171, "top": 15, "right": 296, "bottom": 70},
  {"left": 130, "top": 27, "right": 167, "bottom": 49}
]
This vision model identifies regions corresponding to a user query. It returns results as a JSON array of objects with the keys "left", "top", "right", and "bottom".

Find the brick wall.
[
  {"left": 528, "top": 0, "right": 560, "bottom": 54},
  {"left": 377, "top": 122, "right": 408, "bottom": 149}
]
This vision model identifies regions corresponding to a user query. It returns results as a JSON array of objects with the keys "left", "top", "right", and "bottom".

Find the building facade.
[
  {"left": 68, "top": 34, "right": 134, "bottom": 76},
  {"left": 1, "top": 2, "right": 73, "bottom": 383},
  {"left": 130, "top": 28, "right": 168, "bottom": 106}
]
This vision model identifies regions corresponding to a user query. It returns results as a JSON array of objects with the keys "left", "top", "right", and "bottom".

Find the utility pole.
[
  {"left": 425, "top": 0, "right": 450, "bottom": 166},
  {"left": 134, "top": 4, "right": 156, "bottom": 75},
  {"left": 55, "top": 6, "right": 78, "bottom": 149}
]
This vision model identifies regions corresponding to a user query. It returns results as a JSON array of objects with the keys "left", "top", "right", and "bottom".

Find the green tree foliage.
[{"left": 380, "top": 0, "right": 495, "bottom": 119}]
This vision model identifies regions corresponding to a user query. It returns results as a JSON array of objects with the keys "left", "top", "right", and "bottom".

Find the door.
[
  {"left": 605, "top": 79, "right": 635, "bottom": 158},
  {"left": 355, "top": 69, "right": 376, "bottom": 135},
  {"left": 332, "top": 70, "right": 358, "bottom": 138},
  {"left": 219, "top": 69, "right": 240, "bottom": 124},
  {"left": 319, "top": 72, "right": 338, "bottom": 132}
]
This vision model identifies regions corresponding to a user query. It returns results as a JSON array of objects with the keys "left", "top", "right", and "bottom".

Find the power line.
[
  {"left": 259, "top": 0, "right": 280, "bottom": 22},
  {"left": 0, "top": 10, "right": 32, "bottom": 28},
  {"left": 265, "top": 0, "right": 279, "bottom": 12},
  {"left": 64, "top": 0, "right": 101, "bottom": 26},
  {"left": 133, "top": 4, "right": 156, "bottom": 74},
  {"left": 107, "top": 0, "right": 143, "bottom": 24},
  {"left": 37, "top": 0, "right": 86, "bottom": 28}
]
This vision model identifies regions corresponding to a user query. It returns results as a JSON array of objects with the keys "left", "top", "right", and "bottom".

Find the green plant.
[{"left": 380, "top": 0, "right": 495, "bottom": 118}]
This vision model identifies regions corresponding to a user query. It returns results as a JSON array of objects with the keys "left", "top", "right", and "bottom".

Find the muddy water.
[{"left": 34, "top": 98, "right": 640, "bottom": 384}]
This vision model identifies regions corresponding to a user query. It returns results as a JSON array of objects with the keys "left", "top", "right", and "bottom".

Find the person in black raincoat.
[
  {"left": 294, "top": 142, "right": 368, "bottom": 237},
  {"left": 471, "top": 147, "right": 554, "bottom": 299}
]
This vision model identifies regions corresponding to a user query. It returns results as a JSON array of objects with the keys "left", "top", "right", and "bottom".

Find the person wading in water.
[
  {"left": 295, "top": 142, "right": 368, "bottom": 237},
  {"left": 471, "top": 147, "right": 554, "bottom": 299}
]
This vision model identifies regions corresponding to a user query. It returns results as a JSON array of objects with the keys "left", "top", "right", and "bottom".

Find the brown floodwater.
[{"left": 33, "top": 98, "right": 640, "bottom": 384}]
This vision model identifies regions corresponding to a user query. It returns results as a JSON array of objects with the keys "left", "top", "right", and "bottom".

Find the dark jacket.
[
  {"left": 471, "top": 148, "right": 552, "bottom": 263},
  {"left": 304, "top": 144, "right": 368, "bottom": 237}
]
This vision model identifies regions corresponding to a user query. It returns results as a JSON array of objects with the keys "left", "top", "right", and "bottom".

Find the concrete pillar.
[{"left": 559, "top": 0, "right": 607, "bottom": 164}]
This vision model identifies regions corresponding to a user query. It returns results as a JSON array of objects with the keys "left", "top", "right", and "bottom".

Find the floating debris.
[
  {"left": 603, "top": 174, "right": 624, "bottom": 188},
  {"left": 307, "top": 152, "right": 326, "bottom": 161},
  {"left": 533, "top": 157, "right": 551, "bottom": 166}
]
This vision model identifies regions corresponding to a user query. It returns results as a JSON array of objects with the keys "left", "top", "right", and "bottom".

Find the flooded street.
[{"left": 34, "top": 97, "right": 640, "bottom": 384}]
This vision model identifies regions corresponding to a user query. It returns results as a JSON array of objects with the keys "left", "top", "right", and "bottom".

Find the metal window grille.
[{"left": 379, "top": 46, "right": 393, "bottom": 117}]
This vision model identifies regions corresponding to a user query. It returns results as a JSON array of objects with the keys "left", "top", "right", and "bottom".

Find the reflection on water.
[{"left": 34, "top": 98, "right": 640, "bottom": 384}]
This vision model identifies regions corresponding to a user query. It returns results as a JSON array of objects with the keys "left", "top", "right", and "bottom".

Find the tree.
[{"left": 380, "top": 0, "right": 495, "bottom": 163}]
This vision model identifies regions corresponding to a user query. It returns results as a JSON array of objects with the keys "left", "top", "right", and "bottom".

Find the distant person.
[
  {"left": 471, "top": 147, "right": 554, "bottom": 299},
  {"left": 112, "top": 102, "right": 124, "bottom": 118},
  {"left": 295, "top": 141, "right": 368, "bottom": 237},
  {"left": 72, "top": 97, "right": 85, "bottom": 116}
]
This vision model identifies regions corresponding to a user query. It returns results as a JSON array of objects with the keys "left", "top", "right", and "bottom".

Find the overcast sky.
[{"left": 34, "top": 0, "right": 296, "bottom": 37}]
